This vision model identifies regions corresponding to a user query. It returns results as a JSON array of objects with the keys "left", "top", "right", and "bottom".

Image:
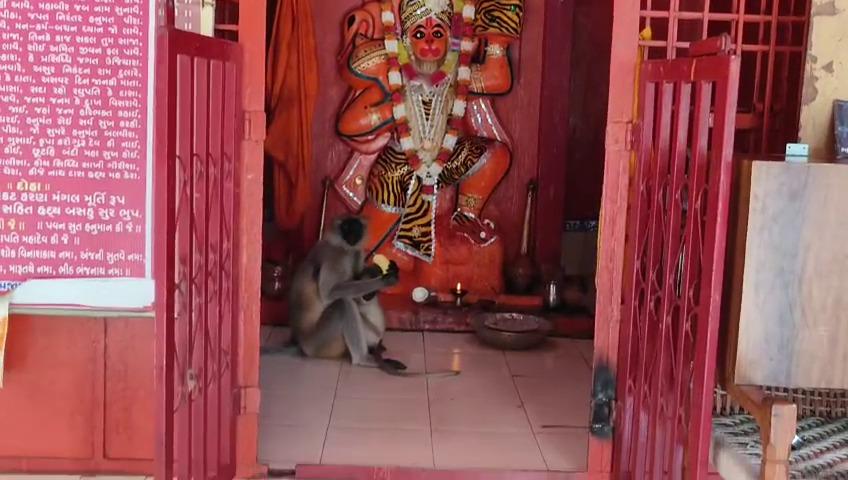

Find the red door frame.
[
  {"left": 588, "top": 0, "right": 642, "bottom": 476},
  {"left": 263, "top": 0, "right": 643, "bottom": 477},
  {"left": 224, "top": 0, "right": 732, "bottom": 479},
  {"left": 233, "top": 0, "right": 643, "bottom": 478},
  {"left": 232, "top": 0, "right": 267, "bottom": 477},
  {"left": 154, "top": 2, "right": 266, "bottom": 479}
]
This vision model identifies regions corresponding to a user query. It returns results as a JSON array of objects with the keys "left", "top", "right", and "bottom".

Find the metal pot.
[
  {"left": 470, "top": 312, "right": 552, "bottom": 350},
  {"left": 543, "top": 280, "right": 561, "bottom": 310}
]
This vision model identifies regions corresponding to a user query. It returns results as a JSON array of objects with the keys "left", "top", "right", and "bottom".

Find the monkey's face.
[{"left": 339, "top": 216, "right": 366, "bottom": 247}]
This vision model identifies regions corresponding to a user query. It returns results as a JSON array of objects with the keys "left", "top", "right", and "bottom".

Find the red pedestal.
[{"left": 415, "top": 212, "right": 505, "bottom": 297}]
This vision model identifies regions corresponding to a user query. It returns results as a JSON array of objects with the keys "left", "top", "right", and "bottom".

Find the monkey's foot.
[
  {"left": 368, "top": 341, "right": 387, "bottom": 355},
  {"left": 450, "top": 211, "right": 498, "bottom": 247}
]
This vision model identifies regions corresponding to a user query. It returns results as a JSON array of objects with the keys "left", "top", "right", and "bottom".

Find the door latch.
[
  {"left": 590, "top": 362, "right": 616, "bottom": 439},
  {"left": 624, "top": 121, "right": 640, "bottom": 152}
]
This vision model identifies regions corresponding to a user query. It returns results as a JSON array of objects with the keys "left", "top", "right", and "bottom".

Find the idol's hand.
[{"left": 469, "top": 36, "right": 513, "bottom": 95}]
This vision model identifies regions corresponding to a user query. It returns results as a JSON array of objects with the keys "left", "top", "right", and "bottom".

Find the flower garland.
[{"left": 381, "top": 0, "right": 476, "bottom": 189}]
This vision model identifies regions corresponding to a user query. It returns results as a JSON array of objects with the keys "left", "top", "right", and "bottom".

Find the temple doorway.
[
  {"left": 249, "top": 0, "right": 608, "bottom": 476},
  {"left": 190, "top": 0, "right": 810, "bottom": 477}
]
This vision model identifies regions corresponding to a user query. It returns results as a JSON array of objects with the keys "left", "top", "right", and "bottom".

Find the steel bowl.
[{"left": 469, "top": 312, "right": 553, "bottom": 350}]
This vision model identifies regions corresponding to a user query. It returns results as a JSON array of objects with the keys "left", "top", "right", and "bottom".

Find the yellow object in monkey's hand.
[{"left": 373, "top": 254, "right": 390, "bottom": 275}]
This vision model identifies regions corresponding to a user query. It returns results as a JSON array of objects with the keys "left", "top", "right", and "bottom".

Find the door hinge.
[
  {"left": 624, "top": 121, "right": 640, "bottom": 152},
  {"left": 238, "top": 386, "right": 261, "bottom": 415},
  {"left": 590, "top": 362, "right": 616, "bottom": 439},
  {"left": 244, "top": 110, "right": 266, "bottom": 143}
]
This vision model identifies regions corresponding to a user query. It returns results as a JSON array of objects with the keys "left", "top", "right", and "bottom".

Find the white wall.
[{"left": 798, "top": 0, "right": 848, "bottom": 159}]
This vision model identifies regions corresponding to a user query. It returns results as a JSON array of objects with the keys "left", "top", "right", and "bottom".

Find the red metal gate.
[
  {"left": 638, "top": 0, "right": 811, "bottom": 155},
  {"left": 614, "top": 36, "right": 740, "bottom": 479},
  {"left": 153, "top": 26, "right": 244, "bottom": 480}
]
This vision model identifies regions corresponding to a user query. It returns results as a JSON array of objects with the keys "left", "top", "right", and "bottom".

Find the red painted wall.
[
  {"left": 563, "top": 0, "right": 613, "bottom": 221},
  {"left": 535, "top": 0, "right": 576, "bottom": 270},
  {"left": 0, "top": 315, "right": 153, "bottom": 474},
  {"left": 267, "top": 0, "right": 573, "bottom": 273}
]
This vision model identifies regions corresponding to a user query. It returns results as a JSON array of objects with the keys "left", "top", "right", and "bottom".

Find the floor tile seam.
[
  {"left": 506, "top": 348, "right": 550, "bottom": 471},
  {"left": 423, "top": 331, "right": 437, "bottom": 469},
  {"left": 513, "top": 380, "right": 585, "bottom": 397},
  {"left": 532, "top": 426, "right": 592, "bottom": 433},
  {"left": 579, "top": 348, "right": 593, "bottom": 369},
  {"left": 532, "top": 428, "right": 592, "bottom": 473},
  {"left": 430, "top": 426, "right": 535, "bottom": 434},
  {"left": 529, "top": 421, "right": 593, "bottom": 432},
  {"left": 319, "top": 361, "right": 344, "bottom": 464},
  {"left": 426, "top": 349, "right": 509, "bottom": 358},
  {"left": 331, "top": 394, "right": 429, "bottom": 401},
  {"left": 259, "top": 388, "right": 339, "bottom": 398},
  {"left": 258, "top": 419, "right": 336, "bottom": 431},
  {"left": 429, "top": 400, "right": 522, "bottom": 408},
  {"left": 326, "top": 424, "right": 432, "bottom": 432}
]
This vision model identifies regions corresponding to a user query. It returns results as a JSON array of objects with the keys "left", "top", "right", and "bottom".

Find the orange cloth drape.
[{"left": 265, "top": 0, "right": 319, "bottom": 230}]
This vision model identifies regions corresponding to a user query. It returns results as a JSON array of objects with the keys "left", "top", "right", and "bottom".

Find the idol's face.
[{"left": 407, "top": 17, "right": 449, "bottom": 62}]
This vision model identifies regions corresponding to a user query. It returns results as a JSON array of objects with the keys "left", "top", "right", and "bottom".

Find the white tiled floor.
[{"left": 259, "top": 327, "right": 594, "bottom": 472}]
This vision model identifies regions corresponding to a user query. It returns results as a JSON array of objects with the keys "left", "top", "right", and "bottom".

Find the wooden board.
[
  {"left": 718, "top": 158, "right": 753, "bottom": 388},
  {"left": 734, "top": 161, "right": 848, "bottom": 389}
]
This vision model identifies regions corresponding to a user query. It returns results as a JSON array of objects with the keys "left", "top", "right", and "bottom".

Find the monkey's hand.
[
  {"left": 358, "top": 264, "right": 382, "bottom": 279},
  {"left": 381, "top": 260, "right": 400, "bottom": 287},
  {"left": 357, "top": 264, "right": 383, "bottom": 301}
]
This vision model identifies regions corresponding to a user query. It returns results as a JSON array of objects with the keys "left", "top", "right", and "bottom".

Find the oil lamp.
[{"left": 452, "top": 281, "right": 468, "bottom": 307}]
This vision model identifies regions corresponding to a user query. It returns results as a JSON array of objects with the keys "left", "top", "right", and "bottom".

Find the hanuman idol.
[{"left": 335, "top": 0, "right": 524, "bottom": 269}]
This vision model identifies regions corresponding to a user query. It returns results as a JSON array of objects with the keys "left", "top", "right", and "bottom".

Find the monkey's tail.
[
  {"left": 374, "top": 357, "right": 460, "bottom": 378},
  {"left": 377, "top": 366, "right": 461, "bottom": 378},
  {"left": 369, "top": 346, "right": 461, "bottom": 377}
]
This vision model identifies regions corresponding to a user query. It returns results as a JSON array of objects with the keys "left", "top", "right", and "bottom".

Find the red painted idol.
[{"left": 335, "top": 0, "right": 524, "bottom": 295}]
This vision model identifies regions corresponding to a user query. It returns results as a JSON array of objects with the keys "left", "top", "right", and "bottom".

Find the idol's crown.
[{"left": 400, "top": 0, "right": 453, "bottom": 33}]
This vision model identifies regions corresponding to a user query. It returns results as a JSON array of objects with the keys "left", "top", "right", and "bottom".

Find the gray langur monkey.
[{"left": 285, "top": 215, "right": 409, "bottom": 374}]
